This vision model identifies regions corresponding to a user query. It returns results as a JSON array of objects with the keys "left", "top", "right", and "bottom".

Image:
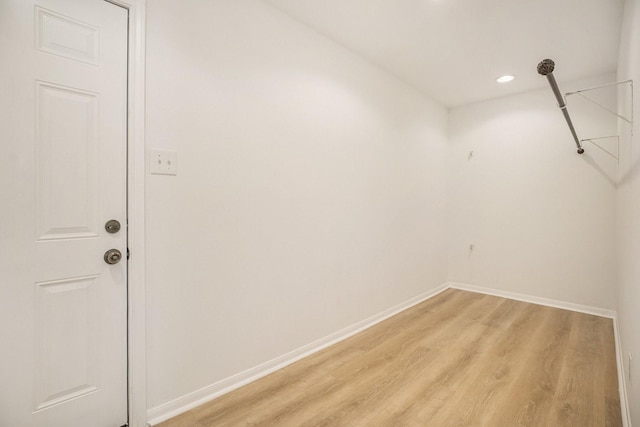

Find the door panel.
[
  {"left": 0, "top": 1, "right": 128, "bottom": 426},
  {"left": 34, "top": 275, "right": 100, "bottom": 411},
  {"left": 36, "top": 81, "right": 100, "bottom": 240},
  {"left": 36, "top": 6, "right": 100, "bottom": 65}
]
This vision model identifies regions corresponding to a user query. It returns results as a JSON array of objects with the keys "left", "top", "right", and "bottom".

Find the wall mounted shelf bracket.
[
  {"left": 537, "top": 59, "right": 634, "bottom": 158},
  {"left": 564, "top": 80, "right": 634, "bottom": 161}
]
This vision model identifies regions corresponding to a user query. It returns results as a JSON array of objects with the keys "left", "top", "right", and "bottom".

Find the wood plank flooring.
[{"left": 157, "top": 289, "right": 622, "bottom": 427}]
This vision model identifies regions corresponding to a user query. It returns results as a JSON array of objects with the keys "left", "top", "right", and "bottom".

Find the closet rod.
[{"left": 537, "top": 59, "right": 585, "bottom": 154}]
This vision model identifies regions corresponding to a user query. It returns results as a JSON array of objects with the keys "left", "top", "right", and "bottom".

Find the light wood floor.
[{"left": 158, "top": 289, "right": 622, "bottom": 427}]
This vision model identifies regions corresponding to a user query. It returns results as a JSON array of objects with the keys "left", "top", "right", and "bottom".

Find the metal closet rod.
[{"left": 537, "top": 59, "right": 585, "bottom": 154}]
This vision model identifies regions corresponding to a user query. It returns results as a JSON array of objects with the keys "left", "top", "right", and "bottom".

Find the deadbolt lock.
[
  {"left": 105, "top": 219, "right": 121, "bottom": 234},
  {"left": 104, "top": 249, "right": 122, "bottom": 265}
]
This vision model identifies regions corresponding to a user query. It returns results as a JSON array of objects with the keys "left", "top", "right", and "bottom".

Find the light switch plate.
[{"left": 149, "top": 149, "right": 177, "bottom": 175}]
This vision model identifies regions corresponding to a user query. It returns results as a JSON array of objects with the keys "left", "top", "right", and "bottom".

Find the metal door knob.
[
  {"left": 104, "top": 249, "right": 122, "bottom": 265},
  {"left": 105, "top": 219, "right": 121, "bottom": 234}
]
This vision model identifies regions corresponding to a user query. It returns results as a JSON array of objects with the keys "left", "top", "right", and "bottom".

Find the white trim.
[
  {"left": 613, "top": 315, "right": 632, "bottom": 427},
  {"left": 105, "top": 0, "right": 147, "bottom": 426},
  {"left": 146, "top": 283, "right": 450, "bottom": 425},
  {"left": 447, "top": 281, "right": 617, "bottom": 318}
]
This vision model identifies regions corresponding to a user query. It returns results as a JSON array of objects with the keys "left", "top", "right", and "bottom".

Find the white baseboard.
[
  {"left": 613, "top": 315, "right": 633, "bottom": 427},
  {"left": 146, "top": 283, "right": 450, "bottom": 425},
  {"left": 447, "top": 281, "right": 616, "bottom": 318}
]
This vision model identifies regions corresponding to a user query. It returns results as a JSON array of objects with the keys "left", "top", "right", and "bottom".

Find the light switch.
[{"left": 149, "top": 149, "right": 177, "bottom": 175}]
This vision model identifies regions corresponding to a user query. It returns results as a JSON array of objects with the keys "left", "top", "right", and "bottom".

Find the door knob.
[
  {"left": 105, "top": 219, "right": 121, "bottom": 234},
  {"left": 104, "top": 249, "right": 122, "bottom": 265}
]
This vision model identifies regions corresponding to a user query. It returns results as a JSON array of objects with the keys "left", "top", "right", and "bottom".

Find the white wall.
[
  {"left": 448, "top": 75, "right": 618, "bottom": 309},
  {"left": 617, "top": 0, "right": 640, "bottom": 422},
  {"left": 145, "top": 0, "right": 631, "bottom": 420},
  {"left": 145, "top": 0, "right": 448, "bottom": 412}
]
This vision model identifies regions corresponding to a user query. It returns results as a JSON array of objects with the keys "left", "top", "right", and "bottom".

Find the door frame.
[{"left": 104, "top": 0, "right": 146, "bottom": 425}]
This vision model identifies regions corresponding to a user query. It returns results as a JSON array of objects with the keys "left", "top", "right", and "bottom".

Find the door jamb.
[{"left": 104, "top": 0, "right": 146, "bottom": 425}]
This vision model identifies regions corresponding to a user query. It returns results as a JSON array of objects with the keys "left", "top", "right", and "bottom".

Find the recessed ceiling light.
[{"left": 497, "top": 75, "right": 515, "bottom": 83}]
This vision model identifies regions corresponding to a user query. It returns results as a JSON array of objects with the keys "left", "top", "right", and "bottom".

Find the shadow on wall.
[{"left": 581, "top": 150, "right": 618, "bottom": 187}]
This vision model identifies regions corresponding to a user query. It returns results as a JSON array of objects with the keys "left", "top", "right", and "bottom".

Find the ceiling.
[{"left": 266, "top": 0, "right": 625, "bottom": 108}]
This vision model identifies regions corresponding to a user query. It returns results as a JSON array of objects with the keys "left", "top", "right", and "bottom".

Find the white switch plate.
[{"left": 149, "top": 149, "right": 177, "bottom": 175}]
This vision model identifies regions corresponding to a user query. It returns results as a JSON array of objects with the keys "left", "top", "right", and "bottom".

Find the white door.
[{"left": 0, "top": 0, "right": 128, "bottom": 426}]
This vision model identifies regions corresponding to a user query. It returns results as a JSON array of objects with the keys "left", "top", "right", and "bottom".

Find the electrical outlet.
[{"left": 149, "top": 149, "right": 177, "bottom": 175}]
